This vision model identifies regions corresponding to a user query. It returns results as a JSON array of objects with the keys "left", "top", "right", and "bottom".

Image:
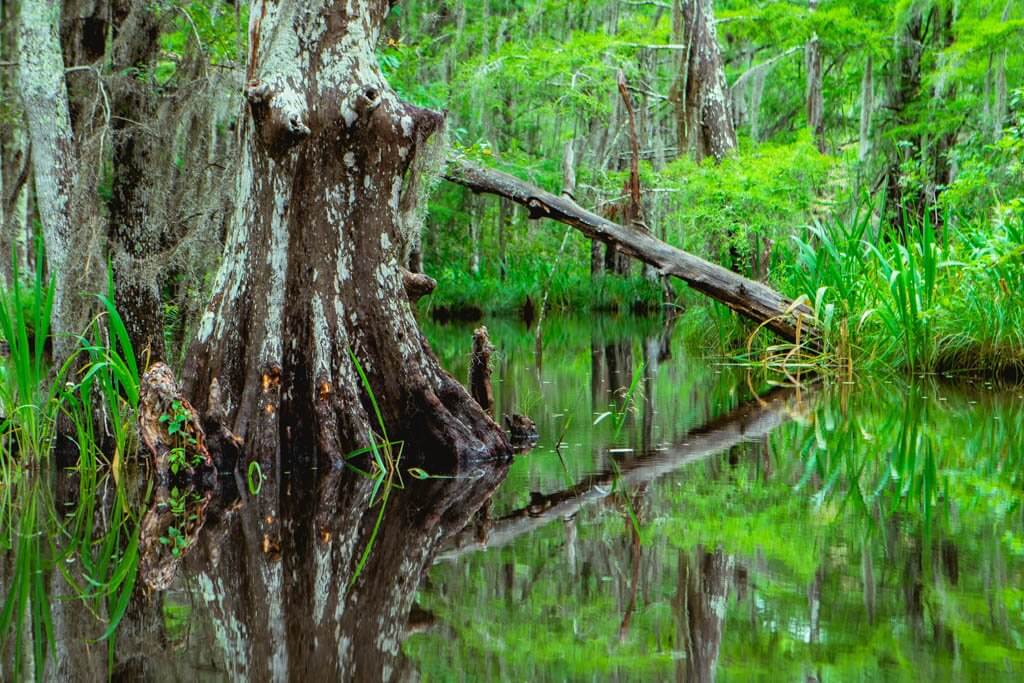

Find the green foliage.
[
  {"left": 153, "top": 1, "right": 248, "bottom": 84},
  {"left": 660, "top": 135, "right": 836, "bottom": 270},
  {"left": 159, "top": 400, "right": 190, "bottom": 438},
  {"left": 779, "top": 202, "right": 1024, "bottom": 377},
  {"left": 159, "top": 399, "right": 202, "bottom": 475},
  {"left": 0, "top": 243, "right": 61, "bottom": 461},
  {"left": 345, "top": 350, "right": 407, "bottom": 587}
]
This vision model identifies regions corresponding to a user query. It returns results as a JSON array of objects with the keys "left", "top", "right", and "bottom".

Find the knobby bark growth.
[{"left": 183, "top": 0, "right": 509, "bottom": 466}]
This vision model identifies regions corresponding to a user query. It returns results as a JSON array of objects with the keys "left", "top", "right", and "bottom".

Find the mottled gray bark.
[
  {"left": 183, "top": 0, "right": 509, "bottom": 467},
  {"left": 671, "top": 0, "right": 737, "bottom": 162},
  {"left": 805, "top": 0, "right": 825, "bottom": 153},
  {"left": 882, "top": 5, "right": 928, "bottom": 232},
  {"left": 16, "top": 0, "right": 78, "bottom": 358},
  {"left": 468, "top": 193, "right": 482, "bottom": 275},
  {"left": 859, "top": 52, "right": 874, "bottom": 163},
  {"left": 993, "top": 1, "right": 1011, "bottom": 138},
  {"left": 106, "top": 2, "right": 166, "bottom": 362}
]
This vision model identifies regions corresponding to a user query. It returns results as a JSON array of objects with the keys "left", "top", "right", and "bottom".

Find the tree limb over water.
[{"left": 444, "top": 160, "right": 818, "bottom": 346}]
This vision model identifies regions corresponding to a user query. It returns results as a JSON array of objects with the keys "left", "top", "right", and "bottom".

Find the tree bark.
[
  {"left": 106, "top": 3, "right": 166, "bottom": 362},
  {"left": 858, "top": 52, "right": 874, "bottom": 163},
  {"left": 805, "top": 0, "right": 826, "bottom": 153},
  {"left": 0, "top": 0, "right": 32, "bottom": 286},
  {"left": 672, "top": 0, "right": 737, "bottom": 163},
  {"left": 468, "top": 193, "right": 482, "bottom": 275},
  {"left": 182, "top": 0, "right": 509, "bottom": 467},
  {"left": 993, "top": 1, "right": 1011, "bottom": 139},
  {"left": 882, "top": 5, "right": 929, "bottom": 232},
  {"left": 470, "top": 325, "right": 494, "bottom": 415},
  {"left": 446, "top": 161, "right": 817, "bottom": 345},
  {"left": 16, "top": 0, "right": 79, "bottom": 359}
]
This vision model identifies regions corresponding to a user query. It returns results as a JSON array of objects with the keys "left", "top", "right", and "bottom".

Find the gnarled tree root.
[{"left": 139, "top": 362, "right": 214, "bottom": 481}]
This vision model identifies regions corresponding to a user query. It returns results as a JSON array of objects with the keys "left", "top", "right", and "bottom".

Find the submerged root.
[
  {"left": 139, "top": 362, "right": 213, "bottom": 480},
  {"left": 469, "top": 326, "right": 494, "bottom": 415}
]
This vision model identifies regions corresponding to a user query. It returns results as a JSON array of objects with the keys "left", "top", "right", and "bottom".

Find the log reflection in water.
[{"left": 438, "top": 385, "right": 807, "bottom": 562}]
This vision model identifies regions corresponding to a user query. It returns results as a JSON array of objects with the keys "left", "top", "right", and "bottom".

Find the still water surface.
[{"left": 2, "top": 315, "right": 1022, "bottom": 681}]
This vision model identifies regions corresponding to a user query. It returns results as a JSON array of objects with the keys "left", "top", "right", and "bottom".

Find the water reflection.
[
  {"left": 3, "top": 316, "right": 1024, "bottom": 681},
  {"left": 133, "top": 461, "right": 509, "bottom": 681},
  {"left": 414, "top": 317, "right": 1024, "bottom": 681}
]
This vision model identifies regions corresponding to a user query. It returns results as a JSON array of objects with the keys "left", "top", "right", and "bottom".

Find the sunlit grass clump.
[{"left": 747, "top": 203, "right": 1024, "bottom": 381}]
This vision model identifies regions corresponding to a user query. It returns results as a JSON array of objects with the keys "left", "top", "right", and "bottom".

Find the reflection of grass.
[
  {"left": 0, "top": 470, "right": 142, "bottom": 681},
  {"left": 0, "top": 477, "right": 51, "bottom": 681},
  {"left": 0, "top": 247, "right": 144, "bottom": 679},
  {"left": 345, "top": 350, "right": 405, "bottom": 586}
]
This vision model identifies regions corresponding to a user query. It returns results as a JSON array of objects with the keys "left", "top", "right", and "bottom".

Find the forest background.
[{"left": 1, "top": 0, "right": 1023, "bottom": 378}]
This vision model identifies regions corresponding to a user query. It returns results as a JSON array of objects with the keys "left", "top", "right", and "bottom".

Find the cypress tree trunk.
[
  {"left": 882, "top": 6, "right": 928, "bottom": 233},
  {"left": 107, "top": 3, "right": 166, "bottom": 362},
  {"left": 673, "top": 0, "right": 737, "bottom": 163},
  {"left": 0, "top": 0, "right": 32, "bottom": 286},
  {"left": 858, "top": 52, "right": 874, "bottom": 163},
  {"left": 183, "top": 0, "right": 509, "bottom": 466},
  {"left": 805, "top": 0, "right": 826, "bottom": 153},
  {"left": 993, "top": 1, "right": 1011, "bottom": 138}
]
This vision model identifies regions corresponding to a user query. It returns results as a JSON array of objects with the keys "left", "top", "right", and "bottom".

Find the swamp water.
[{"left": 2, "top": 315, "right": 1023, "bottom": 681}]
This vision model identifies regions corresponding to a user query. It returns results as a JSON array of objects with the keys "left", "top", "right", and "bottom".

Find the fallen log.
[{"left": 444, "top": 160, "right": 817, "bottom": 345}]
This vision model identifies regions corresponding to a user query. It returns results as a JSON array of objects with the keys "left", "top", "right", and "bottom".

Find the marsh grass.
[
  {"left": 63, "top": 292, "right": 142, "bottom": 476},
  {"left": 0, "top": 251, "right": 145, "bottom": 680},
  {"left": 744, "top": 203, "right": 1024, "bottom": 381},
  {"left": 0, "top": 246, "right": 70, "bottom": 462}
]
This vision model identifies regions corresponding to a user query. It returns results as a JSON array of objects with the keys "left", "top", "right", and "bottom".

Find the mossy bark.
[{"left": 183, "top": 0, "right": 509, "bottom": 467}]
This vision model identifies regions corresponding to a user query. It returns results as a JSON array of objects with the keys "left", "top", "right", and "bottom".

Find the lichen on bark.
[{"left": 183, "top": 0, "right": 509, "bottom": 468}]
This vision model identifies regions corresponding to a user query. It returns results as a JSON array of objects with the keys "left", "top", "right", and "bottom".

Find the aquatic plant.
[
  {"left": 345, "top": 349, "right": 406, "bottom": 586},
  {"left": 0, "top": 244, "right": 68, "bottom": 462},
  {"left": 64, "top": 290, "right": 142, "bottom": 473}
]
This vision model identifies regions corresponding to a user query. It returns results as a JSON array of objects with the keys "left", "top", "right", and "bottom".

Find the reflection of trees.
[
  {"left": 676, "top": 546, "right": 733, "bottom": 683},
  {"left": 20, "top": 459, "right": 508, "bottom": 680},
  {"left": 418, "top": 383, "right": 1024, "bottom": 680},
  {"left": 178, "top": 463, "right": 507, "bottom": 680},
  {"left": 439, "top": 386, "right": 801, "bottom": 561}
]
